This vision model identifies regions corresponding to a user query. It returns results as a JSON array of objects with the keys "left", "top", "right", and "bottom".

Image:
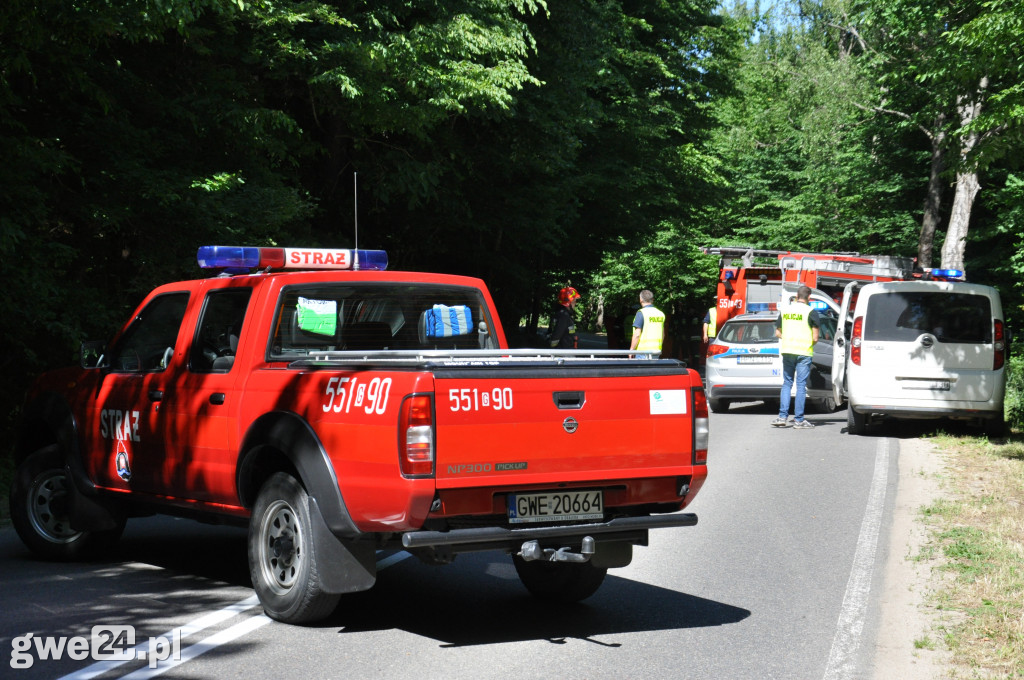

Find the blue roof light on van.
[{"left": 929, "top": 268, "right": 965, "bottom": 281}]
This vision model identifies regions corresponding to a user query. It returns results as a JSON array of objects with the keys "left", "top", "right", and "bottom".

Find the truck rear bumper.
[{"left": 401, "top": 513, "right": 698, "bottom": 551}]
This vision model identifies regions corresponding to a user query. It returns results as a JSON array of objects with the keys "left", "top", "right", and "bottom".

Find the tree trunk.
[
  {"left": 917, "top": 115, "right": 946, "bottom": 269},
  {"left": 940, "top": 77, "right": 987, "bottom": 272}
]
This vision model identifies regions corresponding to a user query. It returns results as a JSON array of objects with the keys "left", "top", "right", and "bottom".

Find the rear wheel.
[
  {"left": 707, "top": 398, "right": 730, "bottom": 413},
  {"left": 982, "top": 412, "right": 1007, "bottom": 438},
  {"left": 248, "top": 472, "right": 340, "bottom": 624},
  {"left": 10, "top": 446, "right": 124, "bottom": 560},
  {"left": 847, "top": 407, "right": 867, "bottom": 435},
  {"left": 512, "top": 555, "right": 607, "bottom": 602}
]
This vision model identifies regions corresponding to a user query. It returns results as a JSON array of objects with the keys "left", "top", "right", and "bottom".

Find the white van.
[{"left": 832, "top": 280, "right": 1008, "bottom": 435}]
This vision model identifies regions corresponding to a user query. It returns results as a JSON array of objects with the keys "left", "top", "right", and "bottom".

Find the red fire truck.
[{"left": 701, "top": 248, "right": 923, "bottom": 329}]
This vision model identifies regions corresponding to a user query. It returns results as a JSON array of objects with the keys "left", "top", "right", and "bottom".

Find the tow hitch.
[{"left": 518, "top": 536, "right": 596, "bottom": 564}]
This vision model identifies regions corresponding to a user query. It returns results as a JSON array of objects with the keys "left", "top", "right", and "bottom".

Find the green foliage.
[{"left": 1006, "top": 355, "right": 1024, "bottom": 432}]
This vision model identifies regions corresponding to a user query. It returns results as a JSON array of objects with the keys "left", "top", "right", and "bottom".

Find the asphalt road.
[{"left": 1, "top": 402, "right": 905, "bottom": 680}]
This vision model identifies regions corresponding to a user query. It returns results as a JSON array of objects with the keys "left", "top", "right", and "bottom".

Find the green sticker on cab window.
[{"left": 296, "top": 297, "right": 337, "bottom": 336}]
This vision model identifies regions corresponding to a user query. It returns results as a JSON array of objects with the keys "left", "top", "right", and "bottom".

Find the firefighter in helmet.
[{"left": 550, "top": 286, "right": 581, "bottom": 348}]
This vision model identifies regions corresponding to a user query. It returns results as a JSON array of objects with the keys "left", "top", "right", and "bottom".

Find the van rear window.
[{"left": 864, "top": 292, "right": 991, "bottom": 343}]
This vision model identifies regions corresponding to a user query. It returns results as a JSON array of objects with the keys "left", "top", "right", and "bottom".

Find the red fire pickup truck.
[{"left": 11, "top": 246, "right": 709, "bottom": 624}]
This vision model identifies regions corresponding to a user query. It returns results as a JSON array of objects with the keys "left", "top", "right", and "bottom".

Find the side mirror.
[{"left": 80, "top": 340, "right": 108, "bottom": 369}]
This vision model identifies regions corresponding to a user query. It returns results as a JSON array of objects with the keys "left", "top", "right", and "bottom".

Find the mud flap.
[{"left": 307, "top": 496, "right": 377, "bottom": 594}]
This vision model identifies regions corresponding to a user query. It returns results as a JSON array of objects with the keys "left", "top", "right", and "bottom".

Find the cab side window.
[
  {"left": 108, "top": 293, "right": 190, "bottom": 372},
  {"left": 190, "top": 288, "right": 253, "bottom": 373}
]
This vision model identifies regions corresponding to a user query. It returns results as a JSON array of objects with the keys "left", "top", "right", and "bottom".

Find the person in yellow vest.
[
  {"left": 702, "top": 306, "right": 717, "bottom": 343},
  {"left": 630, "top": 290, "right": 665, "bottom": 358},
  {"left": 771, "top": 286, "right": 820, "bottom": 429}
]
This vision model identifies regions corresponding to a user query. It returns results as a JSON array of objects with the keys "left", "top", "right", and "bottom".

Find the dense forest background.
[{"left": 2, "top": 0, "right": 1023, "bottom": 446}]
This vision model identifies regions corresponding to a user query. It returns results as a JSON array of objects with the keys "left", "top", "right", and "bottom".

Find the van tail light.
[
  {"left": 706, "top": 343, "right": 729, "bottom": 359},
  {"left": 994, "top": 319, "right": 1005, "bottom": 370},
  {"left": 851, "top": 316, "right": 863, "bottom": 366},
  {"left": 692, "top": 387, "right": 709, "bottom": 465},
  {"left": 399, "top": 394, "right": 435, "bottom": 477}
]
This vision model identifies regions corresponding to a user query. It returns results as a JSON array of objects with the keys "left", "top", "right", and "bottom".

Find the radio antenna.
[{"left": 353, "top": 171, "right": 359, "bottom": 269}]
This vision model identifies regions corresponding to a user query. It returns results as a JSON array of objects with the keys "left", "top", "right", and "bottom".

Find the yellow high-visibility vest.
[
  {"left": 706, "top": 307, "right": 717, "bottom": 337},
  {"left": 637, "top": 306, "right": 665, "bottom": 351},
  {"left": 779, "top": 301, "right": 814, "bottom": 356}
]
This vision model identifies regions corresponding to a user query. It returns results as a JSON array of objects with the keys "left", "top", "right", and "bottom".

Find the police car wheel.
[
  {"left": 10, "top": 446, "right": 123, "bottom": 560},
  {"left": 512, "top": 554, "right": 607, "bottom": 603},
  {"left": 847, "top": 407, "right": 867, "bottom": 435},
  {"left": 707, "top": 398, "right": 730, "bottom": 413},
  {"left": 248, "top": 472, "right": 340, "bottom": 624}
]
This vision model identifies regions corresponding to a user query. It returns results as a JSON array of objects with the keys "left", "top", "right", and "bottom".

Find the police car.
[{"left": 704, "top": 296, "right": 839, "bottom": 413}]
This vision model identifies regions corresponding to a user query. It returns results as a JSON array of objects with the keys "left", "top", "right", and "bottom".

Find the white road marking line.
[
  {"left": 121, "top": 615, "right": 272, "bottom": 679},
  {"left": 60, "top": 551, "right": 412, "bottom": 680},
  {"left": 59, "top": 595, "right": 260, "bottom": 680},
  {"left": 822, "top": 438, "right": 890, "bottom": 680}
]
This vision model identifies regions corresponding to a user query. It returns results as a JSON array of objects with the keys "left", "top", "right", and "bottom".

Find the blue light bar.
[
  {"left": 930, "top": 268, "right": 964, "bottom": 280},
  {"left": 197, "top": 246, "right": 261, "bottom": 269},
  {"left": 197, "top": 246, "right": 388, "bottom": 271}
]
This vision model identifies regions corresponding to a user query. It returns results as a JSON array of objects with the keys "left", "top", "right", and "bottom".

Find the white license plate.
[
  {"left": 737, "top": 355, "right": 774, "bottom": 364},
  {"left": 507, "top": 490, "right": 604, "bottom": 524},
  {"left": 902, "top": 380, "right": 951, "bottom": 391}
]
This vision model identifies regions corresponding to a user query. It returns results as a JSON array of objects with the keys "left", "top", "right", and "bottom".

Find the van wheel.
[
  {"left": 847, "top": 407, "right": 867, "bottom": 435},
  {"left": 10, "top": 446, "right": 125, "bottom": 560},
  {"left": 249, "top": 472, "right": 340, "bottom": 624},
  {"left": 708, "top": 398, "right": 730, "bottom": 413},
  {"left": 512, "top": 555, "right": 607, "bottom": 602},
  {"left": 982, "top": 412, "right": 1007, "bottom": 439}
]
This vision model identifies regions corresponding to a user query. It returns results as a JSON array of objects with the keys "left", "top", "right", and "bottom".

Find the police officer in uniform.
[
  {"left": 771, "top": 286, "right": 820, "bottom": 428},
  {"left": 630, "top": 290, "right": 665, "bottom": 358},
  {"left": 550, "top": 286, "right": 581, "bottom": 348}
]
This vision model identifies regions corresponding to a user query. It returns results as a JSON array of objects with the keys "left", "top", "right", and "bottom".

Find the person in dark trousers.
[
  {"left": 549, "top": 286, "right": 581, "bottom": 348},
  {"left": 630, "top": 289, "right": 665, "bottom": 358},
  {"left": 771, "top": 286, "right": 820, "bottom": 429}
]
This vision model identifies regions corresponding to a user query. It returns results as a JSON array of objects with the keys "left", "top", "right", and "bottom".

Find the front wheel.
[
  {"left": 512, "top": 554, "right": 607, "bottom": 602},
  {"left": 248, "top": 472, "right": 340, "bottom": 624},
  {"left": 10, "top": 446, "right": 124, "bottom": 560},
  {"left": 847, "top": 406, "right": 867, "bottom": 435}
]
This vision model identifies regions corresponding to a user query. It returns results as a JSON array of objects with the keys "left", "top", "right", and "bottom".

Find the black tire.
[
  {"left": 847, "top": 406, "right": 867, "bottom": 435},
  {"left": 707, "top": 398, "right": 730, "bottom": 413},
  {"left": 982, "top": 411, "right": 1007, "bottom": 438},
  {"left": 10, "top": 446, "right": 124, "bottom": 560},
  {"left": 248, "top": 472, "right": 340, "bottom": 624},
  {"left": 815, "top": 396, "right": 837, "bottom": 413},
  {"left": 512, "top": 555, "right": 607, "bottom": 602}
]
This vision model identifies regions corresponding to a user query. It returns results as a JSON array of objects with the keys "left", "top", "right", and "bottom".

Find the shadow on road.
[{"left": 323, "top": 552, "right": 750, "bottom": 647}]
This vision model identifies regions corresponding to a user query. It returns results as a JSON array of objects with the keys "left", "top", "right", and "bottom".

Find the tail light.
[
  {"left": 851, "top": 316, "right": 863, "bottom": 366},
  {"left": 692, "top": 387, "right": 709, "bottom": 465},
  {"left": 399, "top": 394, "right": 434, "bottom": 477},
  {"left": 994, "top": 319, "right": 1005, "bottom": 370},
  {"left": 706, "top": 343, "right": 729, "bottom": 359}
]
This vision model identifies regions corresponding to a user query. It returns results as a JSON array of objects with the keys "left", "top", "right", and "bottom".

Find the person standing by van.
[
  {"left": 631, "top": 290, "right": 665, "bottom": 358},
  {"left": 772, "top": 286, "right": 820, "bottom": 428}
]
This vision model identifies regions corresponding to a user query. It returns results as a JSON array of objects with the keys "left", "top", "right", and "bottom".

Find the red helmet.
[{"left": 558, "top": 286, "right": 581, "bottom": 305}]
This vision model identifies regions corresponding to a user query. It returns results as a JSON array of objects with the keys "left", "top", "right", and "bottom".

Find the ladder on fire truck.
[{"left": 702, "top": 247, "right": 916, "bottom": 285}]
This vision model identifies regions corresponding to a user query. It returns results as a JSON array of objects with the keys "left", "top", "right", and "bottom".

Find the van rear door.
[{"left": 857, "top": 283, "right": 998, "bottom": 403}]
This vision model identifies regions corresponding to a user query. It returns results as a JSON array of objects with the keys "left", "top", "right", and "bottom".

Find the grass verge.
[{"left": 920, "top": 431, "right": 1024, "bottom": 678}]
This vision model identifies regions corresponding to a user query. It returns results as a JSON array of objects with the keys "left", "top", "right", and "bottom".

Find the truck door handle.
[
  {"left": 209, "top": 393, "right": 226, "bottom": 405},
  {"left": 553, "top": 391, "right": 585, "bottom": 409},
  {"left": 148, "top": 390, "right": 164, "bottom": 402}
]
